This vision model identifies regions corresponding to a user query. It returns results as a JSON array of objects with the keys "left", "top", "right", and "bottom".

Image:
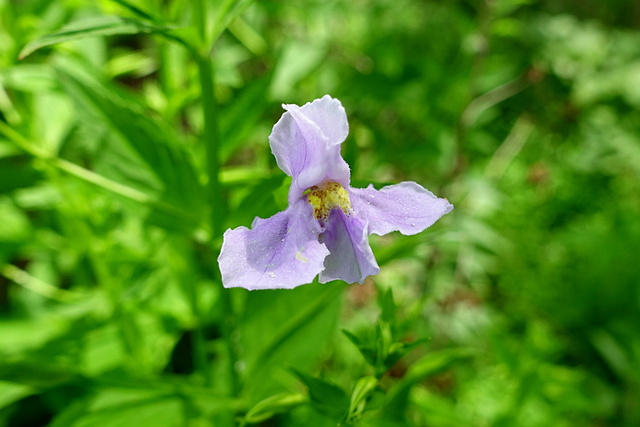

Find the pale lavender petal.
[
  {"left": 318, "top": 209, "right": 380, "bottom": 284},
  {"left": 287, "top": 94, "right": 349, "bottom": 148},
  {"left": 349, "top": 182, "right": 453, "bottom": 236},
  {"left": 269, "top": 95, "right": 350, "bottom": 203},
  {"left": 218, "top": 199, "right": 329, "bottom": 290}
]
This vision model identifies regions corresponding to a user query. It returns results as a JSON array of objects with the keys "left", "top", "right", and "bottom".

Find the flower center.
[{"left": 306, "top": 181, "right": 351, "bottom": 221}]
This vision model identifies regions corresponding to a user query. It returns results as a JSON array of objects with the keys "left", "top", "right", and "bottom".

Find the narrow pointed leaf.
[
  {"left": 54, "top": 57, "right": 204, "bottom": 229},
  {"left": 291, "top": 368, "right": 349, "bottom": 419},
  {"left": 347, "top": 376, "right": 378, "bottom": 422},
  {"left": 243, "top": 393, "right": 306, "bottom": 424},
  {"left": 378, "top": 288, "right": 396, "bottom": 324},
  {"left": 210, "top": 0, "right": 256, "bottom": 45},
  {"left": 342, "top": 329, "right": 376, "bottom": 367},
  {"left": 20, "top": 16, "right": 176, "bottom": 59}
]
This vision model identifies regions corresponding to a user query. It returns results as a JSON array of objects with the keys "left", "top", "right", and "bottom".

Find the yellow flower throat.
[{"left": 306, "top": 182, "right": 352, "bottom": 221}]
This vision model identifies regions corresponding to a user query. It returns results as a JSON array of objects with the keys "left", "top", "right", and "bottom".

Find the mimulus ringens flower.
[{"left": 218, "top": 95, "right": 452, "bottom": 290}]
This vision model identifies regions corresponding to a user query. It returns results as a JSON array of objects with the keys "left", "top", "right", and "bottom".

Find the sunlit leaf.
[
  {"left": 20, "top": 16, "right": 178, "bottom": 59},
  {"left": 54, "top": 57, "right": 205, "bottom": 230},
  {"left": 347, "top": 376, "right": 378, "bottom": 423},
  {"left": 242, "top": 393, "right": 306, "bottom": 424}
]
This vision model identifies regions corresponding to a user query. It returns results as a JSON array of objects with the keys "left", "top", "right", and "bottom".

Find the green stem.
[
  {"left": 196, "top": 52, "right": 240, "bottom": 397},
  {"left": 197, "top": 55, "right": 223, "bottom": 239},
  {"left": 187, "top": 73, "right": 215, "bottom": 389},
  {"left": 193, "top": 0, "right": 239, "bottom": 398}
]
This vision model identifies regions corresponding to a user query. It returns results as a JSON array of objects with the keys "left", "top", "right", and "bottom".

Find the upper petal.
[
  {"left": 348, "top": 182, "right": 453, "bottom": 236},
  {"left": 269, "top": 95, "right": 351, "bottom": 203},
  {"left": 318, "top": 209, "right": 380, "bottom": 284},
  {"left": 285, "top": 95, "right": 348, "bottom": 147},
  {"left": 218, "top": 199, "right": 329, "bottom": 290}
]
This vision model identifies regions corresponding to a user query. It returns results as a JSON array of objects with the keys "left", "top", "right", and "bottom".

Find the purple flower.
[{"left": 218, "top": 95, "right": 452, "bottom": 290}]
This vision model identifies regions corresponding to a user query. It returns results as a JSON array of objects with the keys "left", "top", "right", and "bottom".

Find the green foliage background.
[{"left": 1, "top": 0, "right": 639, "bottom": 425}]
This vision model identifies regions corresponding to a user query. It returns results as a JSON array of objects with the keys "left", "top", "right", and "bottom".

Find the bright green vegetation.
[{"left": 1, "top": 0, "right": 639, "bottom": 426}]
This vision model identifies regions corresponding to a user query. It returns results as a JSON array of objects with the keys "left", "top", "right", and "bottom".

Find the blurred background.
[{"left": 1, "top": 0, "right": 639, "bottom": 425}]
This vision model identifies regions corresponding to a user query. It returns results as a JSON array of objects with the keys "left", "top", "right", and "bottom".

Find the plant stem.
[
  {"left": 197, "top": 55, "right": 224, "bottom": 239},
  {"left": 196, "top": 53, "right": 240, "bottom": 396},
  {"left": 193, "top": 0, "right": 239, "bottom": 398}
]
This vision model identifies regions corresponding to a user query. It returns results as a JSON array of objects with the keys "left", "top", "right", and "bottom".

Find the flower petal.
[
  {"left": 348, "top": 182, "right": 453, "bottom": 236},
  {"left": 218, "top": 199, "right": 329, "bottom": 290},
  {"left": 318, "top": 209, "right": 380, "bottom": 284},
  {"left": 286, "top": 94, "right": 349, "bottom": 147},
  {"left": 269, "top": 95, "right": 350, "bottom": 203}
]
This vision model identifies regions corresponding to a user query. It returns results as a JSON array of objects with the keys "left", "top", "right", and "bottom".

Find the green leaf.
[
  {"left": 0, "top": 381, "right": 35, "bottom": 410},
  {"left": 54, "top": 57, "right": 205, "bottom": 230},
  {"left": 291, "top": 368, "right": 350, "bottom": 419},
  {"left": 45, "top": 373, "right": 242, "bottom": 427},
  {"left": 0, "top": 156, "right": 42, "bottom": 196},
  {"left": 374, "top": 320, "right": 393, "bottom": 375},
  {"left": 19, "top": 16, "right": 177, "bottom": 60},
  {"left": 384, "top": 338, "right": 430, "bottom": 370},
  {"left": 109, "top": 0, "right": 156, "bottom": 21},
  {"left": 0, "top": 198, "right": 31, "bottom": 244},
  {"left": 0, "top": 362, "right": 80, "bottom": 389},
  {"left": 49, "top": 389, "right": 184, "bottom": 427},
  {"left": 401, "top": 348, "right": 476, "bottom": 384},
  {"left": 242, "top": 393, "right": 306, "bottom": 425},
  {"left": 341, "top": 329, "right": 364, "bottom": 349},
  {"left": 344, "top": 318, "right": 428, "bottom": 376},
  {"left": 270, "top": 40, "right": 327, "bottom": 100},
  {"left": 210, "top": 0, "right": 256, "bottom": 47},
  {"left": 220, "top": 74, "right": 273, "bottom": 163},
  {"left": 230, "top": 175, "right": 284, "bottom": 228},
  {"left": 347, "top": 376, "right": 378, "bottom": 423},
  {"left": 342, "top": 329, "right": 376, "bottom": 367},
  {"left": 378, "top": 288, "right": 396, "bottom": 325},
  {"left": 240, "top": 283, "right": 344, "bottom": 401},
  {"left": 0, "top": 64, "right": 57, "bottom": 93}
]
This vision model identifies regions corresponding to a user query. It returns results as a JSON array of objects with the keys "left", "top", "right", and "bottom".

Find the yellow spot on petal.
[
  {"left": 305, "top": 181, "right": 352, "bottom": 221},
  {"left": 295, "top": 251, "right": 308, "bottom": 263}
]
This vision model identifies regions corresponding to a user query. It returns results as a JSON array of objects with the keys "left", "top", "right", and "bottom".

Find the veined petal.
[
  {"left": 269, "top": 95, "right": 350, "bottom": 203},
  {"left": 319, "top": 209, "right": 380, "bottom": 284},
  {"left": 349, "top": 182, "right": 453, "bottom": 236},
  {"left": 218, "top": 199, "right": 329, "bottom": 290}
]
